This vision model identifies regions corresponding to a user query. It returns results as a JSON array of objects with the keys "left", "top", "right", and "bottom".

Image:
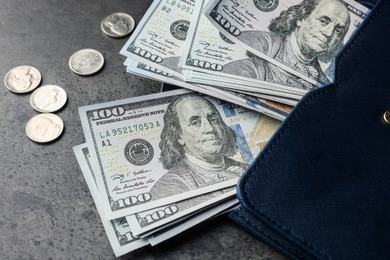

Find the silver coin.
[
  {"left": 4, "top": 65, "right": 41, "bottom": 93},
  {"left": 26, "top": 113, "right": 64, "bottom": 143},
  {"left": 30, "top": 85, "right": 67, "bottom": 113},
  {"left": 69, "top": 49, "right": 104, "bottom": 75},
  {"left": 101, "top": 12, "right": 135, "bottom": 38}
]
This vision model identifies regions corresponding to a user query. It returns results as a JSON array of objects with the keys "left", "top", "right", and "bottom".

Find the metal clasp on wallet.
[{"left": 383, "top": 111, "right": 390, "bottom": 124}]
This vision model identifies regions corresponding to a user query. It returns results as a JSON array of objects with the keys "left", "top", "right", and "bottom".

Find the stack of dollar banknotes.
[{"left": 74, "top": 0, "right": 370, "bottom": 256}]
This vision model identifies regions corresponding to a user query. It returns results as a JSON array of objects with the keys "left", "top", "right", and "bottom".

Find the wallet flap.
[{"left": 235, "top": 0, "right": 390, "bottom": 259}]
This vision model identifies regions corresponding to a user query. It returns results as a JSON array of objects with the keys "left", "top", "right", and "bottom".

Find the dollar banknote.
[
  {"left": 126, "top": 101, "right": 289, "bottom": 235},
  {"left": 203, "top": 0, "right": 369, "bottom": 85},
  {"left": 120, "top": 0, "right": 195, "bottom": 79},
  {"left": 126, "top": 186, "right": 235, "bottom": 237},
  {"left": 180, "top": 0, "right": 313, "bottom": 93},
  {"left": 79, "top": 89, "right": 280, "bottom": 219},
  {"left": 183, "top": 69, "right": 302, "bottom": 101},
  {"left": 120, "top": 0, "right": 290, "bottom": 120},
  {"left": 120, "top": 0, "right": 302, "bottom": 96},
  {"left": 74, "top": 144, "right": 239, "bottom": 252},
  {"left": 73, "top": 144, "right": 149, "bottom": 257},
  {"left": 125, "top": 59, "right": 289, "bottom": 121},
  {"left": 232, "top": 89, "right": 298, "bottom": 107},
  {"left": 146, "top": 197, "right": 239, "bottom": 246}
]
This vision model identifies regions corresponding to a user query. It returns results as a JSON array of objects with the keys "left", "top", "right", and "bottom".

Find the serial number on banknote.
[
  {"left": 163, "top": 0, "right": 195, "bottom": 14},
  {"left": 99, "top": 122, "right": 162, "bottom": 138}
]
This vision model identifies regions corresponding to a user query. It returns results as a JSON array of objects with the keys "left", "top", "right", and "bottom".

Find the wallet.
[{"left": 230, "top": 0, "right": 390, "bottom": 259}]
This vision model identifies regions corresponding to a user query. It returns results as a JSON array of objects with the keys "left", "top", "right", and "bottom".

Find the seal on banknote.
[
  {"left": 170, "top": 20, "right": 190, "bottom": 41},
  {"left": 124, "top": 139, "right": 154, "bottom": 166},
  {"left": 253, "top": 0, "right": 279, "bottom": 12}
]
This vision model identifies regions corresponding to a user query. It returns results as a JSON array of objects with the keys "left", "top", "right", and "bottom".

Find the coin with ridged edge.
[
  {"left": 4, "top": 65, "right": 41, "bottom": 93},
  {"left": 101, "top": 12, "right": 135, "bottom": 38},
  {"left": 30, "top": 85, "right": 67, "bottom": 113},
  {"left": 69, "top": 49, "right": 104, "bottom": 75},
  {"left": 26, "top": 113, "right": 64, "bottom": 143}
]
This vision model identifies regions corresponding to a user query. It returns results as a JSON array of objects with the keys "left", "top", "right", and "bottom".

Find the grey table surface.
[{"left": 0, "top": 0, "right": 286, "bottom": 259}]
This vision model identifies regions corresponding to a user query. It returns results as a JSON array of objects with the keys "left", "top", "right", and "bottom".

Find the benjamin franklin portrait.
[
  {"left": 223, "top": 0, "right": 351, "bottom": 89},
  {"left": 149, "top": 94, "right": 248, "bottom": 200}
]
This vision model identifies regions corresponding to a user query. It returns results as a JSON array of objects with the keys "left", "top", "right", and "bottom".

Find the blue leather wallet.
[{"left": 230, "top": 0, "right": 390, "bottom": 259}]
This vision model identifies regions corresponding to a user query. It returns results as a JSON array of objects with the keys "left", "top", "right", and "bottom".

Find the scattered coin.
[
  {"left": 26, "top": 113, "right": 64, "bottom": 143},
  {"left": 101, "top": 12, "right": 135, "bottom": 38},
  {"left": 4, "top": 65, "right": 41, "bottom": 93},
  {"left": 30, "top": 85, "right": 67, "bottom": 113},
  {"left": 69, "top": 49, "right": 104, "bottom": 75}
]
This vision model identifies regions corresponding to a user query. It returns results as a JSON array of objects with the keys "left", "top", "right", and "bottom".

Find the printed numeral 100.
[
  {"left": 142, "top": 205, "right": 179, "bottom": 224},
  {"left": 91, "top": 106, "right": 125, "bottom": 120}
]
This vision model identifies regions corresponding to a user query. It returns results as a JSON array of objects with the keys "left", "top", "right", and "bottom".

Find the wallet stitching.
[{"left": 241, "top": 0, "right": 387, "bottom": 258}]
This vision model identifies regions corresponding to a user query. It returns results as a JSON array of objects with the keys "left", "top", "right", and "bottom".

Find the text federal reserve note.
[{"left": 79, "top": 89, "right": 280, "bottom": 219}]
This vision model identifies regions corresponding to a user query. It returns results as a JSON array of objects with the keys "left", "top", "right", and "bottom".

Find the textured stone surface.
[{"left": 0, "top": 0, "right": 286, "bottom": 259}]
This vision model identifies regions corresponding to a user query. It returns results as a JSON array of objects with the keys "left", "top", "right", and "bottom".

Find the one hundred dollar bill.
[
  {"left": 120, "top": 0, "right": 289, "bottom": 120},
  {"left": 79, "top": 89, "right": 280, "bottom": 219},
  {"left": 180, "top": 0, "right": 312, "bottom": 93},
  {"left": 73, "top": 144, "right": 149, "bottom": 257},
  {"left": 125, "top": 59, "right": 289, "bottom": 121},
  {"left": 120, "top": 0, "right": 196, "bottom": 79},
  {"left": 183, "top": 69, "right": 302, "bottom": 101},
  {"left": 74, "top": 144, "right": 235, "bottom": 244},
  {"left": 74, "top": 144, "right": 242, "bottom": 249},
  {"left": 231, "top": 89, "right": 298, "bottom": 107},
  {"left": 147, "top": 198, "right": 239, "bottom": 246},
  {"left": 182, "top": 73, "right": 299, "bottom": 106},
  {"left": 203, "top": 0, "right": 369, "bottom": 85},
  {"left": 126, "top": 186, "right": 235, "bottom": 237}
]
